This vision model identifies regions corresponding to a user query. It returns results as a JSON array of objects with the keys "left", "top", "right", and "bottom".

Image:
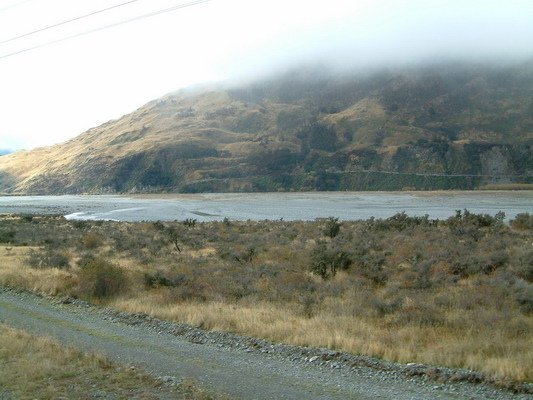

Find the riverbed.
[{"left": 0, "top": 191, "right": 531, "bottom": 221}]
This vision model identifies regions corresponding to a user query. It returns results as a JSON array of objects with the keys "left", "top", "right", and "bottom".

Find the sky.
[{"left": 0, "top": 0, "right": 532, "bottom": 151}]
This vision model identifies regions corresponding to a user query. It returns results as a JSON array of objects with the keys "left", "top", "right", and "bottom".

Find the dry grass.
[
  {"left": 478, "top": 184, "right": 533, "bottom": 190},
  {"left": 113, "top": 288, "right": 532, "bottom": 383},
  {"left": 0, "top": 324, "right": 216, "bottom": 399},
  {"left": 0, "top": 245, "right": 78, "bottom": 295},
  {"left": 1, "top": 214, "right": 532, "bottom": 384}
]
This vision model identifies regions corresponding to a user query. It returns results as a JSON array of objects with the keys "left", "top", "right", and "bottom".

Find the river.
[{"left": 0, "top": 191, "right": 531, "bottom": 222}]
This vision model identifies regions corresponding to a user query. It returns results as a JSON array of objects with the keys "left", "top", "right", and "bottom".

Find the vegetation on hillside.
[
  {"left": 0, "top": 212, "right": 531, "bottom": 385},
  {"left": 0, "top": 62, "right": 532, "bottom": 193}
]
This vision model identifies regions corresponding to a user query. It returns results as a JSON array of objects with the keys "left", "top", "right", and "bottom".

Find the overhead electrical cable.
[
  {"left": 0, "top": 0, "right": 143, "bottom": 45},
  {"left": 0, "top": 0, "right": 215, "bottom": 60},
  {"left": 0, "top": 0, "right": 35, "bottom": 13}
]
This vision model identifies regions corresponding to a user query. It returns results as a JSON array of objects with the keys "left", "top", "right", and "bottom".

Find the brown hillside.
[{"left": 1, "top": 62, "right": 531, "bottom": 193}]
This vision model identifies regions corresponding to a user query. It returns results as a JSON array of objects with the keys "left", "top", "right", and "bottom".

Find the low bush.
[
  {"left": 511, "top": 213, "right": 533, "bottom": 230},
  {"left": 323, "top": 217, "right": 340, "bottom": 238},
  {"left": 20, "top": 214, "right": 34, "bottom": 222},
  {"left": 27, "top": 248, "right": 69, "bottom": 269},
  {"left": 0, "top": 229, "right": 15, "bottom": 243},
  {"left": 367, "top": 212, "right": 434, "bottom": 231},
  {"left": 310, "top": 241, "right": 352, "bottom": 279},
  {"left": 183, "top": 218, "right": 197, "bottom": 227},
  {"left": 80, "top": 232, "right": 104, "bottom": 249},
  {"left": 144, "top": 271, "right": 186, "bottom": 288},
  {"left": 446, "top": 209, "right": 505, "bottom": 239},
  {"left": 77, "top": 259, "right": 127, "bottom": 299}
]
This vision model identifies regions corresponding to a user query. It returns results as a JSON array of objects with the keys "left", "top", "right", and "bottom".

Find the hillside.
[{"left": 0, "top": 62, "right": 532, "bottom": 194}]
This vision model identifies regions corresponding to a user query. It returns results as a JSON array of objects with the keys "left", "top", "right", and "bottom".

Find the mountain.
[{"left": 0, "top": 62, "right": 532, "bottom": 194}]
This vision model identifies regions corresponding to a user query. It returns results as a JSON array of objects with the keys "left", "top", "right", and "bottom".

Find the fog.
[
  {"left": 220, "top": 0, "right": 533, "bottom": 86},
  {"left": 0, "top": 0, "right": 532, "bottom": 150}
]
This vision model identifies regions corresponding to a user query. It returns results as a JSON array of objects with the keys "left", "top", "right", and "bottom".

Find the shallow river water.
[{"left": 0, "top": 191, "right": 531, "bottom": 222}]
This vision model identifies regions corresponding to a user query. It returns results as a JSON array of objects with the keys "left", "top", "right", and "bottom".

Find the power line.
[
  {"left": 0, "top": 0, "right": 35, "bottom": 13},
  {"left": 0, "top": 0, "right": 143, "bottom": 45},
  {"left": 0, "top": 0, "right": 215, "bottom": 60}
]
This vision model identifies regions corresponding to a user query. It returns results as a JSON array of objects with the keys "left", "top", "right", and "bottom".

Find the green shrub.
[
  {"left": 71, "top": 220, "right": 89, "bottom": 229},
  {"left": 511, "top": 213, "right": 533, "bottom": 231},
  {"left": 358, "top": 253, "right": 387, "bottom": 285},
  {"left": 144, "top": 271, "right": 186, "bottom": 288},
  {"left": 513, "top": 282, "right": 533, "bottom": 314},
  {"left": 20, "top": 214, "right": 34, "bottom": 222},
  {"left": 446, "top": 209, "right": 505, "bottom": 236},
  {"left": 27, "top": 248, "right": 69, "bottom": 269},
  {"left": 80, "top": 232, "right": 103, "bottom": 249},
  {"left": 310, "top": 242, "right": 352, "bottom": 279},
  {"left": 77, "top": 253, "right": 96, "bottom": 268},
  {"left": 78, "top": 259, "right": 127, "bottom": 299},
  {"left": 183, "top": 218, "right": 197, "bottom": 227},
  {"left": 369, "top": 212, "right": 433, "bottom": 231},
  {"left": 0, "top": 229, "right": 15, "bottom": 243},
  {"left": 323, "top": 217, "right": 341, "bottom": 238},
  {"left": 152, "top": 220, "right": 165, "bottom": 231}
]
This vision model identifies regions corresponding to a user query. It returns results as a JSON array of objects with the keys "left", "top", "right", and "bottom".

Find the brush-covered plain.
[{"left": 0, "top": 211, "right": 531, "bottom": 385}]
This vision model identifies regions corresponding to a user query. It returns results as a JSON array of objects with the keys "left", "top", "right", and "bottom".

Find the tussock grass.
[
  {"left": 0, "top": 324, "right": 216, "bottom": 399},
  {"left": 113, "top": 289, "right": 532, "bottom": 382},
  {"left": 0, "top": 245, "right": 78, "bottom": 295},
  {"left": 1, "top": 213, "right": 532, "bottom": 383}
]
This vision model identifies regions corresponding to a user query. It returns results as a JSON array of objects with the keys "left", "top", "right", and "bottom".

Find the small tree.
[
  {"left": 324, "top": 217, "right": 341, "bottom": 238},
  {"left": 309, "top": 241, "right": 351, "bottom": 279},
  {"left": 166, "top": 227, "right": 181, "bottom": 252}
]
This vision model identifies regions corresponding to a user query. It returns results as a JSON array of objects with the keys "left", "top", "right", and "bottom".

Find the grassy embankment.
[
  {"left": 0, "top": 212, "right": 531, "bottom": 384},
  {"left": 0, "top": 324, "right": 216, "bottom": 399}
]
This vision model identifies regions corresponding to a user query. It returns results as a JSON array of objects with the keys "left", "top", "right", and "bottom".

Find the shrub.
[
  {"left": 80, "top": 232, "right": 103, "bottom": 249},
  {"left": 513, "top": 281, "right": 533, "bottom": 314},
  {"left": 183, "top": 218, "right": 197, "bottom": 227},
  {"left": 163, "top": 226, "right": 183, "bottom": 252},
  {"left": 514, "top": 249, "right": 533, "bottom": 282},
  {"left": 446, "top": 210, "right": 505, "bottom": 239},
  {"left": 0, "top": 229, "right": 15, "bottom": 243},
  {"left": 323, "top": 217, "right": 341, "bottom": 238},
  {"left": 78, "top": 259, "right": 127, "bottom": 299},
  {"left": 20, "top": 214, "right": 34, "bottom": 222},
  {"left": 235, "top": 247, "right": 257, "bottom": 264},
  {"left": 152, "top": 220, "right": 165, "bottom": 231},
  {"left": 144, "top": 271, "right": 186, "bottom": 288},
  {"left": 71, "top": 220, "right": 89, "bottom": 229},
  {"left": 310, "top": 242, "right": 352, "bottom": 279},
  {"left": 27, "top": 248, "right": 69, "bottom": 269},
  {"left": 358, "top": 253, "right": 387, "bottom": 285},
  {"left": 368, "top": 212, "right": 433, "bottom": 231},
  {"left": 77, "top": 253, "right": 96, "bottom": 268},
  {"left": 511, "top": 213, "right": 533, "bottom": 231},
  {"left": 370, "top": 297, "right": 401, "bottom": 317}
]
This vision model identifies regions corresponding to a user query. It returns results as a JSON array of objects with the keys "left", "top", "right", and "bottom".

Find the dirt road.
[{"left": 0, "top": 288, "right": 526, "bottom": 399}]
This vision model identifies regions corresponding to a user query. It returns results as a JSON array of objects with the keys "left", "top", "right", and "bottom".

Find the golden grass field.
[{"left": 0, "top": 323, "right": 215, "bottom": 399}]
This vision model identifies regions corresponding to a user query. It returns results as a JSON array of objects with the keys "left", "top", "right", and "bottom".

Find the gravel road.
[{"left": 0, "top": 287, "right": 529, "bottom": 400}]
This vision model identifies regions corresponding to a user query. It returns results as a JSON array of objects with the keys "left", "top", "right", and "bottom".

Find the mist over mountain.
[{"left": 0, "top": 61, "right": 531, "bottom": 194}]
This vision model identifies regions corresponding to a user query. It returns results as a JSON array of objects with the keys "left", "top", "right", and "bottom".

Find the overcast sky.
[{"left": 0, "top": 0, "right": 532, "bottom": 150}]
